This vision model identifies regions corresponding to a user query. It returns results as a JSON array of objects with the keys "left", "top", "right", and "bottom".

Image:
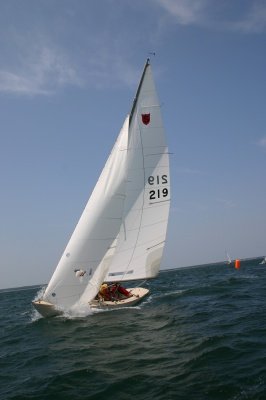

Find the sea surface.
[{"left": 1, "top": 258, "right": 266, "bottom": 400}]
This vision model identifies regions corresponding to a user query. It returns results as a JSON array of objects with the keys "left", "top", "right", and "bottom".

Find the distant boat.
[
  {"left": 259, "top": 257, "right": 266, "bottom": 265},
  {"left": 226, "top": 251, "right": 232, "bottom": 265},
  {"left": 32, "top": 59, "right": 170, "bottom": 317}
]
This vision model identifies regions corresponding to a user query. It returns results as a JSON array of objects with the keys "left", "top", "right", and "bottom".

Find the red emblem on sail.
[{"left": 142, "top": 113, "right": 150, "bottom": 125}]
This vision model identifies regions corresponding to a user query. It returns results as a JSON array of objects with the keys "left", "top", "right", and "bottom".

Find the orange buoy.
[{"left": 235, "top": 259, "right": 240, "bottom": 269}]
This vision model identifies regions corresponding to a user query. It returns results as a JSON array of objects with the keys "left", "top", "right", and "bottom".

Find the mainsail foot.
[
  {"left": 32, "top": 300, "right": 63, "bottom": 318},
  {"left": 89, "top": 287, "right": 149, "bottom": 309}
]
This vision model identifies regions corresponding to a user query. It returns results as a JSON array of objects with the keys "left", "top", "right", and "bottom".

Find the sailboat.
[
  {"left": 259, "top": 257, "right": 266, "bottom": 265},
  {"left": 226, "top": 251, "right": 232, "bottom": 265},
  {"left": 32, "top": 59, "right": 170, "bottom": 317}
]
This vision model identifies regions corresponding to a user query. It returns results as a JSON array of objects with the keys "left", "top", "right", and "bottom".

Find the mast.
[{"left": 129, "top": 58, "right": 150, "bottom": 126}]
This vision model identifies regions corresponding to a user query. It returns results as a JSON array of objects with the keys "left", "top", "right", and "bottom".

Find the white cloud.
[
  {"left": 0, "top": 35, "right": 139, "bottom": 96},
  {"left": 0, "top": 46, "right": 81, "bottom": 95},
  {"left": 230, "top": 2, "right": 266, "bottom": 33},
  {"left": 156, "top": 0, "right": 208, "bottom": 25},
  {"left": 156, "top": 0, "right": 266, "bottom": 33}
]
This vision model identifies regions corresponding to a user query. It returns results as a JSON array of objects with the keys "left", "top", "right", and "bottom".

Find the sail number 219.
[{"left": 148, "top": 175, "right": 169, "bottom": 200}]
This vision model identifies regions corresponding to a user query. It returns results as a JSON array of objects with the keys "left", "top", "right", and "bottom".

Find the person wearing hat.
[{"left": 99, "top": 283, "right": 111, "bottom": 301}]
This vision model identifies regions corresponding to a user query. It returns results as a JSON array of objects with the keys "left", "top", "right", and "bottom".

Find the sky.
[{"left": 0, "top": 0, "right": 266, "bottom": 289}]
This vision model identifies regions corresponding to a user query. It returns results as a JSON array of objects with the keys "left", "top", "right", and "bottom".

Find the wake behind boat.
[{"left": 32, "top": 59, "right": 170, "bottom": 317}]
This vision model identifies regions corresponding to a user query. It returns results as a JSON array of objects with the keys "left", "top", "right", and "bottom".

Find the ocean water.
[{"left": 1, "top": 258, "right": 266, "bottom": 400}]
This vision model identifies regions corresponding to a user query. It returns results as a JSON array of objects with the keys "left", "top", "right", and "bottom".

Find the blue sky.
[{"left": 0, "top": 0, "right": 266, "bottom": 289}]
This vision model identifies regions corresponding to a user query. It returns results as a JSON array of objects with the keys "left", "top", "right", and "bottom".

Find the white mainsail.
[
  {"left": 105, "top": 60, "right": 170, "bottom": 282},
  {"left": 41, "top": 59, "right": 170, "bottom": 311}
]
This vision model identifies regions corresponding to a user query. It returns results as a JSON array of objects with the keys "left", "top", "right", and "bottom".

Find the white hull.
[
  {"left": 32, "top": 287, "right": 149, "bottom": 317},
  {"left": 32, "top": 300, "right": 62, "bottom": 318},
  {"left": 90, "top": 287, "right": 149, "bottom": 309}
]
